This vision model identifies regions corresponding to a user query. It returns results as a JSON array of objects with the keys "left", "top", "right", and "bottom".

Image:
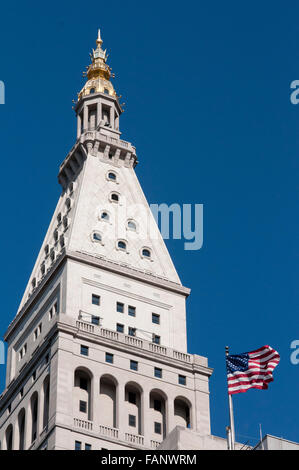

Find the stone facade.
[{"left": 0, "top": 31, "right": 215, "bottom": 451}]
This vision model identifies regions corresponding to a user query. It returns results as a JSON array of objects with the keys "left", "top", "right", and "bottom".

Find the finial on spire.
[{"left": 96, "top": 29, "right": 103, "bottom": 47}]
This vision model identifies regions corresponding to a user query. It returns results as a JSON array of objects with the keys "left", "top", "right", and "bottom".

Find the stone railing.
[
  {"left": 125, "top": 433, "right": 144, "bottom": 446},
  {"left": 99, "top": 424, "right": 119, "bottom": 439},
  {"left": 151, "top": 440, "right": 162, "bottom": 449},
  {"left": 75, "top": 320, "right": 195, "bottom": 366},
  {"left": 74, "top": 418, "right": 93, "bottom": 431}
]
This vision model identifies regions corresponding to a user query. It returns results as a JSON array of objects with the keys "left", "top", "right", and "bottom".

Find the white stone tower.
[{"left": 0, "top": 30, "right": 213, "bottom": 451}]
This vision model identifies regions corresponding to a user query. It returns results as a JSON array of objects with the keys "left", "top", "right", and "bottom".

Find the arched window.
[
  {"left": 31, "top": 392, "right": 39, "bottom": 443},
  {"left": 110, "top": 193, "right": 119, "bottom": 203},
  {"left": 92, "top": 232, "right": 102, "bottom": 243},
  {"left": 90, "top": 88, "right": 95, "bottom": 94},
  {"left": 108, "top": 171, "right": 117, "bottom": 181},
  {"left": 104, "top": 88, "right": 109, "bottom": 94},
  {"left": 43, "top": 377, "right": 50, "bottom": 430},
  {"left": 100, "top": 211, "right": 110, "bottom": 221},
  {"left": 5, "top": 424, "right": 13, "bottom": 450},
  {"left": 127, "top": 220, "right": 137, "bottom": 231},
  {"left": 142, "top": 248, "right": 151, "bottom": 259},
  {"left": 117, "top": 240, "right": 127, "bottom": 251},
  {"left": 18, "top": 409, "right": 25, "bottom": 450}
]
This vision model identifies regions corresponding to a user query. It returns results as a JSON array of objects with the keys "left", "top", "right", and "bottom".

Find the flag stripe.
[{"left": 226, "top": 345, "right": 280, "bottom": 395}]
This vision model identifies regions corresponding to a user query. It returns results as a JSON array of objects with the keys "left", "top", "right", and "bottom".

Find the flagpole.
[{"left": 226, "top": 346, "right": 236, "bottom": 450}]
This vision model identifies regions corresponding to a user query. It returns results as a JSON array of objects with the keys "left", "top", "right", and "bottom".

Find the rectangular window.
[
  {"left": 154, "top": 422, "right": 162, "bottom": 434},
  {"left": 85, "top": 444, "right": 92, "bottom": 451},
  {"left": 128, "top": 414, "right": 136, "bottom": 427},
  {"left": 75, "top": 441, "right": 82, "bottom": 451},
  {"left": 79, "top": 400, "right": 87, "bottom": 413},
  {"left": 128, "top": 327, "right": 136, "bottom": 337},
  {"left": 106, "top": 353, "right": 114, "bottom": 364},
  {"left": 116, "top": 323, "right": 124, "bottom": 333},
  {"left": 92, "top": 294, "right": 100, "bottom": 306},
  {"left": 152, "top": 334, "right": 161, "bottom": 345},
  {"left": 154, "top": 367, "right": 162, "bottom": 379},
  {"left": 128, "top": 306, "right": 136, "bottom": 317},
  {"left": 80, "top": 345, "right": 89, "bottom": 356},
  {"left": 91, "top": 315, "right": 100, "bottom": 325},
  {"left": 154, "top": 399, "right": 162, "bottom": 412},
  {"left": 128, "top": 392, "right": 136, "bottom": 404},
  {"left": 116, "top": 302, "right": 124, "bottom": 313},
  {"left": 130, "top": 360, "right": 138, "bottom": 371},
  {"left": 152, "top": 313, "right": 160, "bottom": 324},
  {"left": 178, "top": 375, "right": 186, "bottom": 386}
]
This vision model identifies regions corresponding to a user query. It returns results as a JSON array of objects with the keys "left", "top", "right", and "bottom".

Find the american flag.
[{"left": 226, "top": 345, "right": 280, "bottom": 395}]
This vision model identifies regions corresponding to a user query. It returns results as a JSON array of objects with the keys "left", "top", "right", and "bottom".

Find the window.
[
  {"left": 44, "top": 245, "right": 49, "bottom": 256},
  {"left": 116, "top": 323, "right": 124, "bottom": 333},
  {"left": 20, "top": 387, "right": 24, "bottom": 398},
  {"left": 130, "top": 360, "right": 138, "bottom": 371},
  {"left": 93, "top": 232, "right": 102, "bottom": 242},
  {"left": 142, "top": 248, "right": 151, "bottom": 258},
  {"left": 80, "top": 378, "right": 88, "bottom": 391},
  {"left": 117, "top": 240, "right": 127, "bottom": 251},
  {"left": 85, "top": 444, "right": 92, "bottom": 450},
  {"left": 31, "top": 278, "right": 36, "bottom": 289},
  {"left": 60, "top": 235, "right": 65, "bottom": 248},
  {"left": 105, "top": 353, "right": 114, "bottom": 364},
  {"left": 128, "top": 392, "right": 136, "bottom": 404},
  {"left": 108, "top": 172, "right": 116, "bottom": 181},
  {"left": 92, "top": 294, "right": 100, "bottom": 306},
  {"left": 65, "top": 198, "right": 71, "bottom": 210},
  {"left": 110, "top": 193, "right": 119, "bottom": 202},
  {"left": 104, "top": 88, "right": 109, "bottom": 94},
  {"left": 91, "top": 315, "right": 100, "bottom": 326},
  {"left": 57, "top": 213, "right": 62, "bottom": 224},
  {"left": 152, "top": 334, "right": 161, "bottom": 345},
  {"left": 154, "top": 400, "right": 162, "bottom": 412},
  {"left": 45, "top": 353, "right": 49, "bottom": 364},
  {"left": 152, "top": 313, "right": 160, "bottom": 325},
  {"left": 75, "top": 441, "right": 82, "bottom": 450},
  {"left": 127, "top": 220, "right": 137, "bottom": 231},
  {"left": 32, "top": 371, "right": 36, "bottom": 382},
  {"left": 178, "top": 375, "right": 186, "bottom": 386},
  {"left": 80, "top": 345, "right": 89, "bottom": 356},
  {"left": 128, "top": 415, "right": 136, "bottom": 427},
  {"left": 154, "top": 367, "right": 162, "bottom": 379},
  {"left": 79, "top": 400, "right": 87, "bottom": 413},
  {"left": 54, "top": 302, "right": 58, "bottom": 314},
  {"left": 128, "top": 327, "right": 136, "bottom": 337},
  {"left": 100, "top": 211, "right": 110, "bottom": 221},
  {"left": 90, "top": 88, "right": 95, "bottom": 94},
  {"left": 154, "top": 422, "right": 162, "bottom": 434},
  {"left": 116, "top": 302, "right": 124, "bottom": 313},
  {"left": 128, "top": 305, "right": 136, "bottom": 317},
  {"left": 54, "top": 230, "right": 58, "bottom": 242}
]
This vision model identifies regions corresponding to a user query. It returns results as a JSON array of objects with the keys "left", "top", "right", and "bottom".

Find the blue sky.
[{"left": 0, "top": 0, "right": 298, "bottom": 447}]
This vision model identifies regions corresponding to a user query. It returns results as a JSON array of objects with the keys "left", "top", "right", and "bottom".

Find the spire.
[{"left": 78, "top": 29, "right": 117, "bottom": 101}]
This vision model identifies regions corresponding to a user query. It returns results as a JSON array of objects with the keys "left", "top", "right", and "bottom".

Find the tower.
[{"left": 0, "top": 30, "right": 213, "bottom": 451}]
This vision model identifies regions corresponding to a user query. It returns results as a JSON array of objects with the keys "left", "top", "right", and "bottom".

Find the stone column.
[
  {"left": 83, "top": 105, "right": 88, "bottom": 132},
  {"left": 116, "top": 381, "right": 126, "bottom": 440},
  {"left": 166, "top": 395, "right": 176, "bottom": 435},
  {"left": 92, "top": 374, "right": 99, "bottom": 425},
  {"left": 97, "top": 101, "right": 101, "bottom": 127}
]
